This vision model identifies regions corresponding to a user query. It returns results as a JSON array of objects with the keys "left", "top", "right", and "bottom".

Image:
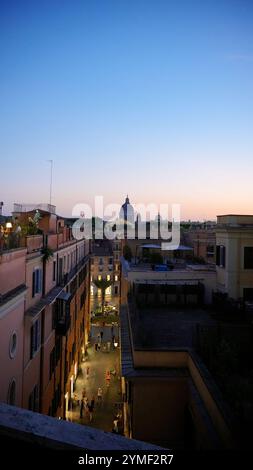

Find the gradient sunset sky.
[{"left": 1, "top": 0, "right": 253, "bottom": 220}]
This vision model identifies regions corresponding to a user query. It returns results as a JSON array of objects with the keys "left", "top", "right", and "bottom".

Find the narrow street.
[{"left": 66, "top": 325, "right": 122, "bottom": 433}]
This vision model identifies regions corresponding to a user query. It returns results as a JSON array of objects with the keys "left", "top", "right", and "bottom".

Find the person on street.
[
  {"left": 112, "top": 418, "right": 119, "bottom": 433},
  {"left": 90, "top": 396, "right": 95, "bottom": 411},
  {"left": 97, "top": 387, "right": 103, "bottom": 405},
  {"left": 106, "top": 370, "right": 111, "bottom": 387},
  {"left": 80, "top": 398, "right": 84, "bottom": 418}
]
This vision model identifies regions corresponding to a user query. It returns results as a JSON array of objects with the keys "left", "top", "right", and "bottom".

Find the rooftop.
[
  {"left": 217, "top": 214, "right": 253, "bottom": 227},
  {"left": 13, "top": 203, "right": 56, "bottom": 214},
  {"left": 131, "top": 306, "right": 216, "bottom": 350},
  {"left": 93, "top": 240, "right": 113, "bottom": 256}
]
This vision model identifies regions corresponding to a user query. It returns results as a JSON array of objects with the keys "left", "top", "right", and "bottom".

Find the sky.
[{"left": 0, "top": 0, "right": 253, "bottom": 220}]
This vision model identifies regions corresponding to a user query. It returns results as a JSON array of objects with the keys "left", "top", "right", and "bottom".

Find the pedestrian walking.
[
  {"left": 90, "top": 396, "right": 95, "bottom": 411},
  {"left": 94, "top": 342, "right": 98, "bottom": 351},
  {"left": 100, "top": 330, "right": 104, "bottom": 340},
  {"left": 80, "top": 399, "right": 84, "bottom": 418},
  {"left": 82, "top": 388, "right": 86, "bottom": 399},
  {"left": 84, "top": 396, "right": 89, "bottom": 417},
  {"left": 112, "top": 418, "right": 119, "bottom": 433},
  {"left": 106, "top": 370, "right": 111, "bottom": 387},
  {"left": 97, "top": 333, "right": 101, "bottom": 345},
  {"left": 86, "top": 366, "right": 90, "bottom": 379},
  {"left": 111, "top": 326, "right": 114, "bottom": 337},
  {"left": 97, "top": 387, "right": 103, "bottom": 405},
  {"left": 112, "top": 334, "right": 115, "bottom": 346},
  {"left": 88, "top": 404, "right": 93, "bottom": 422}
]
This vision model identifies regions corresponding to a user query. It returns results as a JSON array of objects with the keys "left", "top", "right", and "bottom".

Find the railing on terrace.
[{"left": 13, "top": 203, "right": 56, "bottom": 214}]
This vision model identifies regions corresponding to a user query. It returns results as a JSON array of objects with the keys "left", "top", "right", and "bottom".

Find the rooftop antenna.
[{"left": 47, "top": 160, "right": 53, "bottom": 206}]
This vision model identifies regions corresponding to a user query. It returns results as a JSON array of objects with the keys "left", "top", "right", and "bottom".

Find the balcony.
[
  {"left": 55, "top": 313, "right": 71, "bottom": 336},
  {"left": 25, "top": 234, "right": 43, "bottom": 253},
  {"left": 54, "top": 292, "right": 72, "bottom": 336},
  {"left": 59, "top": 254, "right": 89, "bottom": 287}
]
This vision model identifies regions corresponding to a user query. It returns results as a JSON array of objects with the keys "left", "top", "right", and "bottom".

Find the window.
[
  {"left": 9, "top": 332, "right": 17, "bottom": 359},
  {"left": 98, "top": 275, "right": 102, "bottom": 281},
  {"left": 99, "top": 266, "right": 103, "bottom": 272},
  {"left": 32, "top": 268, "right": 42, "bottom": 297},
  {"left": 80, "top": 289, "right": 86, "bottom": 309},
  {"left": 28, "top": 385, "right": 39, "bottom": 411},
  {"left": 243, "top": 288, "right": 253, "bottom": 301},
  {"left": 53, "top": 260, "right": 56, "bottom": 281},
  {"left": 91, "top": 258, "right": 94, "bottom": 265},
  {"left": 115, "top": 275, "right": 118, "bottom": 282},
  {"left": 99, "top": 258, "right": 103, "bottom": 265},
  {"left": 206, "top": 245, "right": 214, "bottom": 258},
  {"left": 78, "top": 266, "right": 86, "bottom": 286},
  {"left": 115, "top": 253, "right": 119, "bottom": 261},
  {"left": 115, "top": 264, "right": 119, "bottom": 272},
  {"left": 114, "top": 286, "right": 118, "bottom": 295},
  {"left": 70, "top": 278, "right": 77, "bottom": 295},
  {"left": 50, "top": 348, "right": 56, "bottom": 379},
  {"left": 107, "top": 275, "right": 111, "bottom": 281},
  {"left": 216, "top": 245, "right": 226, "bottom": 268},
  {"left": 244, "top": 247, "right": 253, "bottom": 269},
  {"left": 109, "top": 257, "right": 113, "bottom": 264},
  {"left": 8, "top": 379, "right": 16, "bottom": 406},
  {"left": 30, "top": 318, "right": 41, "bottom": 358}
]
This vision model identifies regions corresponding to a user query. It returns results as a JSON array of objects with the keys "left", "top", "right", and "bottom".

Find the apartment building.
[
  {"left": 0, "top": 204, "right": 90, "bottom": 418},
  {"left": 120, "top": 258, "right": 234, "bottom": 450},
  {"left": 90, "top": 239, "right": 121, "bottom": 303},
  {"left": 0, "top": 247, "right": 27, "bottom": 407},
  {"left": 216, "top": 215, "right": 253, "bottom": 302}
]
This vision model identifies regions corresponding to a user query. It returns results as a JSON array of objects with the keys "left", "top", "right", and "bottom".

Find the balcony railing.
[
  {"left": 59, "top": 254, "right": 89, "bottom": 287},
  {"left": 54, "top": 292, "right": 72, "bottom": 335}
]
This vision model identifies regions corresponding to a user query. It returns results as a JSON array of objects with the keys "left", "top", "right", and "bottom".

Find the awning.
[
  {"left": 58, "top": 291, "right": 72, "bottom": 302},
  {"left": 175, "top": 245, "right": 193, "bottom": 251},
  {"left": 25, "top": 286, "right": 63, "bottom": 318},
  {"left": 141, "top": 244, "right": 161, "bottom": 249}
]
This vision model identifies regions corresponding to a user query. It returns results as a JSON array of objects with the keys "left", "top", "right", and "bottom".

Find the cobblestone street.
[{"left": 66, "top": 325, "right": 122, "bottom": 433}]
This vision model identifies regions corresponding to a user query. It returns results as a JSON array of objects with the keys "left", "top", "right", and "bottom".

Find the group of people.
[
  {"left": 94, "top": 327, "right": 117, "bottom": 353},
  {"left": 79, "top": 386, "right": 104, "bottom": 421}
]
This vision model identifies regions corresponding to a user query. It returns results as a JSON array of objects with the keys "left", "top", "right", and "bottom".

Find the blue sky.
[{"left": 1, "top": 0, "right": 253, "bottom": 219}]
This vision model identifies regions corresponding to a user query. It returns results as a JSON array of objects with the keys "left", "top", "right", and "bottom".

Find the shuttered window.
[
  {"left": 32, "top": 268, "right": 42, "bottom": 297},
  {"left": 30, "top": 318, "right": 41, "bottom": 358}
]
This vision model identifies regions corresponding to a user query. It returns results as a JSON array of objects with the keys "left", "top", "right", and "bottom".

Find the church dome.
[{"left": 119, "top": 195, "right": 135, "bottom": 223}]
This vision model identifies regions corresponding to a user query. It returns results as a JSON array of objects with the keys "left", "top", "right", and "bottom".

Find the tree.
[
  {"left": 93, "top": 279, "right": 113, "bottom": 315},
  {"left": 123, "top": 244, "right": 132, "bottom": 262}
]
